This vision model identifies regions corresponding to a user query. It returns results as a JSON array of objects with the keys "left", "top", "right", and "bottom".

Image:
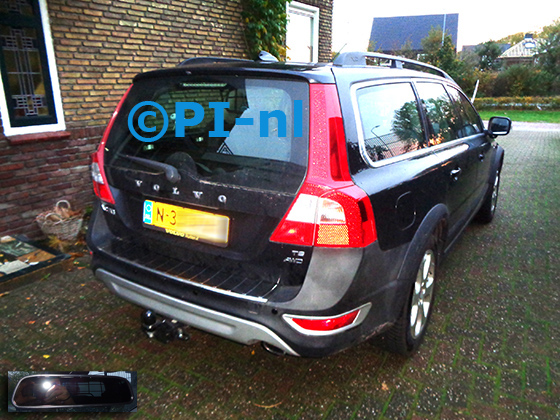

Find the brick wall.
[
  {"left": 0, "top": 0, "right": 333, "bottom": 239},
  {"left": 0, "top": 127, "right": 104, "bottom": 238},
  {"left": 300, "top": 0, "right": 333, "bottom": 62},
  {"left": 49, "top": 0, "right": 248, "bottom": 130}
]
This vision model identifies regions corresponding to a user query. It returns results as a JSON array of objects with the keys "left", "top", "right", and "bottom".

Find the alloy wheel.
[
  {"left": 410, "top": 249, "right": 435, "bottom": 339},
  {"left": 490, "top": 170, "right": 500, "bottom": 214}
]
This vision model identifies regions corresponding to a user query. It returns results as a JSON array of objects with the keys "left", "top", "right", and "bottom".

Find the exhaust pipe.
[
  {"left": 141, "top": 310, "right": 190, "bottom": 343},
  {"left": 261, "top": 342, "right": 286, "bottom": 356}
]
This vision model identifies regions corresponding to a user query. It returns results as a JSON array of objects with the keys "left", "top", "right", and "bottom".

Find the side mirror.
[
  {"left": 487, "top": 116, "right": 512, "bottom": 137},
  {"left": 12, "top": 374, "right": 134, "bottom": 409}
]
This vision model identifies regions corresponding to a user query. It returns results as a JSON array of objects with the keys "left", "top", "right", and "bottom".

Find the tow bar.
[{"left": 140, "top": 310, "right": 190, "bottom": 344}]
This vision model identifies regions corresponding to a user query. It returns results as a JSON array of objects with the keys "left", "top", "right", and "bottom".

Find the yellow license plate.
[{"left": 142, "top": 200, "right": 229, "bottom": 246}]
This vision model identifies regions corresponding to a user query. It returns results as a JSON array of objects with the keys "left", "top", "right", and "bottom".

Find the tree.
[
  {"left": 497, "top": 32, "right": 525, "bottom": 46},
  {"left": 420, "top": 27, "right": 459, "bottom": 79},
  {"left": 458, "top": 47, "right": 479, "bottom": 70},
  {"left": 367, "top": 40, "right": 378, "bottom": 53},
  {"left": 537, "top": 19, "right": 560, "bottom": 81},
  {"left": 392, "top": 100, "right": 424, "bottom": 151},
  {"left": 493, "top": 64, "right": 552, "bottom": 97},
  {"left": 421, "top": 26, "right": 446, "bottom": 61},
  {"left": 396, "top": 40, "right": 416, "bottom": 59},
  {"left": 476, "top": 41, "right": 503, "bottom": 71}
]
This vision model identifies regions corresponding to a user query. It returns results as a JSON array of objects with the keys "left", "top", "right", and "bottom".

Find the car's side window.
[
  {"left": 356, "top": 82, "right": 425, "bottom": 162},
  {"left": 445, "top": 86, "right": 483, "bottom": 137},
  {"left": 415, "top": 82, "right": 461, "bottom": 145}
]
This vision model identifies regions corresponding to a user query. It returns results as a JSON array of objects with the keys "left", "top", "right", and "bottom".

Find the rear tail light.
[
  {"left": 283, "top": 303, "right": 371, "bottom": 335},
  {"left": 270, "top": 84, "right": 376, "bottom": 248},
  {"left": 91, "top": 152, "right": 114, "bottom": 204},
  {"left": 270, "top": 183, "right": 375, "bottom": 247},
  {"left": 91, "top": 86, "right": 132, "bottom": 205}
]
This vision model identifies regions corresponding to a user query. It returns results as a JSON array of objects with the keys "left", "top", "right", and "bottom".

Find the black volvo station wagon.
[{"left": 87, "top": 52, "right": 511, "bottom": 357}]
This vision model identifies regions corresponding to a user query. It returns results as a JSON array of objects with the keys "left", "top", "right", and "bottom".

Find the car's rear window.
[{"left": 104, "top": 75, "right": 309, "bottom": 193}]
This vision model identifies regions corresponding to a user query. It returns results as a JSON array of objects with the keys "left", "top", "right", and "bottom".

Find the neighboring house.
[
  {"left": 369, "top": 13, "right": 459, "bottom": 55},
  {"left": 498, "top": 34, "right": 543, "bottom": 67},
  {"left": 0, "top": 0, "right": 333, "bottom": 239}
]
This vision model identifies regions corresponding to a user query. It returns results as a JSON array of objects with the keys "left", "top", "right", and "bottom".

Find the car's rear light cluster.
[
  {"left": 270, "top": 183, "right": 375, "bottom": 247},
  {"left": 271, "top": 84, "right": 376, "bottom": 248},
  {"left": 91, "top": 86, "right": 131, "bottom": 205},
  {"left": 91, "top": 153, "right": 114, "bottom": 204}
]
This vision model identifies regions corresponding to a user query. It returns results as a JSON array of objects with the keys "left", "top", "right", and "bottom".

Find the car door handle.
[
  {"left": 478, "top": 153, "right": 485, "bottom": 161},
  {"left": 450, "top": 167, "right": 462, "bottom": 180},
  {"left": 449, "top": 168, "right": 462, "bottom": 178}
]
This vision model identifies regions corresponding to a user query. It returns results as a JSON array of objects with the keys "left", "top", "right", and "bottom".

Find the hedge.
[{"left": 474, "top": 96, "right": 560, "bottom": 111}]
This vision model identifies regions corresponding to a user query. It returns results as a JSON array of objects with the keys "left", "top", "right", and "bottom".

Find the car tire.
[
  {"left": 380, "top": 234, "right": 439, "bottom": 355},
  {"left": 475, "top": 166, "right": 501, "bottom": 224}
]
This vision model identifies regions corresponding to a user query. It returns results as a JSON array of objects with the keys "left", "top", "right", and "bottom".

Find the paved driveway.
[{"left": 1, "top": 124, "right": 559, "bottom": 419}]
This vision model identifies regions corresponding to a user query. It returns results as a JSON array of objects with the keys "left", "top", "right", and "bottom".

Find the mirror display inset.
[{"left": 13, "top": 375, "right": 133, "bottom": 408}]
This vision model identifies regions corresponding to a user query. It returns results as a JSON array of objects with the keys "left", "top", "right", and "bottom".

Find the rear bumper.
[
  {"left": 96, "top": 268, "right": 301, "bottom": 356},
  {"left": 88, "top": 201, "right": 409, "bottom": 357}
]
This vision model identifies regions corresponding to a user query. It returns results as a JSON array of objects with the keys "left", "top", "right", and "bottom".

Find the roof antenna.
[
  {"left": 332, "top": 43, "right": 347, "bottom": 61},
  {"left": 257, "top": 51, "right": 279, "bottom": 62}
]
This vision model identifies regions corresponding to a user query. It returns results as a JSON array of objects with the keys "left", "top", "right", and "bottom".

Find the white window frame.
[
  {"left": 286, "top": 1, "right": 320, "bottom": 63},
  {"left": 0, "top": 0, "right": 65, "bottom": 137}
]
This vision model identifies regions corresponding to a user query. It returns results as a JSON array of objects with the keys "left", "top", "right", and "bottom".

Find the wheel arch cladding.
[
  {"left": 491, "top": 145, "right": 505, "bottom": 181},
  {"left": 392, "top": 203, "right": 448, "bottom": 314}
]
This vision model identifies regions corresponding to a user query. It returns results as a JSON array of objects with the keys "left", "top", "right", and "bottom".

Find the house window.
[
  {"left": 0, "top": 0, "right": 64, "bottom": 136},
  {"left": 286, "top": 1, "right": 319, "bottom": 63}
]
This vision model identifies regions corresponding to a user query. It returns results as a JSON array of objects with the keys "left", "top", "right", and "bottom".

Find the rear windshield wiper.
[{"left": 121, "top": 155, "right": 181, "bottom": 183}]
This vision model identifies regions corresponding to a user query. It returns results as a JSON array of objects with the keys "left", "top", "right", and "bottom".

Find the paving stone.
[
  {"left": 415, "top": 386, "right": 443, "bottom": 417},
  {"left": 524, "top": 363, "right": 550, "bottom": 394},
  {"left": 445, "top": 371, "right": 472, "bottom": 409},
  {"left": 500, "top": 369, "right": 524, "bottom": 397},
  {"left": 324, "top": 402, "right": 357, "bottom": 420},
  {"left": 354, "top": 396, "right": 385, "bottom": 419},
  {"left": 383, "top": 390, "right": 415, "bottom": 419},
  {"left": 472, "top": 374, "right": 497, "bottom": 405}
]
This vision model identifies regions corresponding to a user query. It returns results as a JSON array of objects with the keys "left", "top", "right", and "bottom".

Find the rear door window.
[
  {"left": 445, "top": 86, "right": 483, "bottom": 137},
  {"left": 105, "top": 76, "right": 309, "bottom": 193},
  {"left": 415, "top": 82, "right": 461, "bottom": 145},
  {"left": 356, "top": 82, "right": 425, "bottom": 163}
]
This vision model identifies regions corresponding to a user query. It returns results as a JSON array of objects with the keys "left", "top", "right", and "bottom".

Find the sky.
[{"left": 332, "top": 0, "right": 560, "bottom": 52}]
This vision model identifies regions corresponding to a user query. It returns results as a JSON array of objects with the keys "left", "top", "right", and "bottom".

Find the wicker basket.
[{"left": 35, "top": 200, "right": 84, "bottom": 241}]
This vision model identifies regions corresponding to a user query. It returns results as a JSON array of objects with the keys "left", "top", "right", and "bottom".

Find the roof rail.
[
  {"left": 179, "top": 56, "right": 252, "bottom": 66},
  {"left": 333, "top": 52, "right": 454, "bottom": 82}
]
